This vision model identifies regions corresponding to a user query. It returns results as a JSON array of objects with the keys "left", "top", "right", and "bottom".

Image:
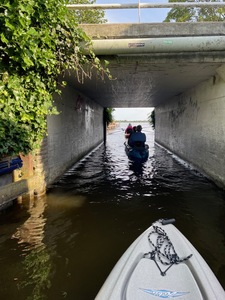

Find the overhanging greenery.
[
  {"left": 164, "top": 0, "right": 225, "bottom": 22},
  {"left": 0, "top": 0, "right": 110, "bottom": 158}
]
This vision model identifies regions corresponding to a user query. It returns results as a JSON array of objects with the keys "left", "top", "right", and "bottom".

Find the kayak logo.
[{"left": 140, "top": 288, "right": 190, "bottom": 298}]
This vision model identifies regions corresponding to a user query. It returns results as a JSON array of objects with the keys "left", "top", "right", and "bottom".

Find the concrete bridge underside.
[
  {"left": 70, "top": 22, "right": 225, "bottom": 189},
  {"left": 1, "top": 23, "right": 225, "bottom": 209},
  {"left": 70, "top": 22, "right": 225, "bottom": 108}
]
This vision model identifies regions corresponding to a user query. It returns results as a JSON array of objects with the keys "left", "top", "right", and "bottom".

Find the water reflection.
[
  {"left": 0, "top": 122, "right": 225, "bottom": 300},
  {"left": 12, "top": 197, "right": 46, "bottom": 251},
  {"left": 11, "top": 197, "right": 53, "bottom": 300},
  {"left": 19, "top": 246, "right": 53, "bottom": 300}
]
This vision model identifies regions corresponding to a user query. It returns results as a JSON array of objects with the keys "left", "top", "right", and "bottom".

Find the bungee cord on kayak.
[{"left": 144, "top": 224, "right": 193, "bottom": 276}]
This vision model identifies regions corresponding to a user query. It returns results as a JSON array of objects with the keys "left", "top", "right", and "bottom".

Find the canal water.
[{"left": 0, "top": 122, "right": 225, "bottom": 300}]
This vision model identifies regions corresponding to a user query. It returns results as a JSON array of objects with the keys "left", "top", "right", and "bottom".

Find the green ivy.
[{"left": 0, "top": 0, "right": 110, "bottom": 158}]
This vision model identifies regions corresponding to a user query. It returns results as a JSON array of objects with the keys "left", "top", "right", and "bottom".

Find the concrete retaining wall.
[
  {"left": 46, "top": 81, "right": 104, "bottom": 185},
  {"left": 155, "top": 71, "right": 225, "bottom": 188}
]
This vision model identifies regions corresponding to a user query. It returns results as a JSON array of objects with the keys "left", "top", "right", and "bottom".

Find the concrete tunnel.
[
  {"left": 1, "top": 22, "right": 225, "bottom": 208},
  {"left": 61, "top": 23, "right": 225, "bottom": 189}
]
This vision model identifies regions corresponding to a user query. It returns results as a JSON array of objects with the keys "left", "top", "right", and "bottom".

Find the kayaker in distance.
[
  {"left": 125, "top": 123, "right": 133, "bottom": 134},
  {"left": 128, "top": 124, "right": 146, "bottom": 148},
  {"left": 125, "top": 123, "right": 133, "bottom": 138}
]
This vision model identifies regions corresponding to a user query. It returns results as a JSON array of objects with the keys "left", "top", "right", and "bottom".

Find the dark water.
[{"left": 0, "top": 122, "right": 225, "bottom": 300}]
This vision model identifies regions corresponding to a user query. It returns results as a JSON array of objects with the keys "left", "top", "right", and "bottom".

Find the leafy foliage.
[
  {"left": 69, "top": 0, "right": 107, "bottom": 24},
  {"left": 105, "top": 108, "right": 115, "bottom": 125},
  {"left": 148, "top": 109, "right": 155, "bottom": 129},
  {"left": 0, "top": 0, "right": 110, "bottom": 158},
  {"left": 164, "top": 0, "right": 225, "bottom": 22}
]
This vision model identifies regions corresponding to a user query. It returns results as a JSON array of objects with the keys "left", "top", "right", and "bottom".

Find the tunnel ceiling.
[
  {"left": 66, "top": 52, "right": 224, "bottom": 108},
  {"left": 63, "top": 23, "right": 225, "bottom": 108}
]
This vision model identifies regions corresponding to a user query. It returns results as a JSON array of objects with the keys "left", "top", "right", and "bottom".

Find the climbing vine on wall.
[{"left": 0, "top": 0, "right": 110, "bottom": 158}]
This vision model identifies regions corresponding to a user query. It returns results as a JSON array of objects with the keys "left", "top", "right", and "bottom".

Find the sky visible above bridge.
[{"left": 96, "top": 0, "right": 170, "bottom": 23}]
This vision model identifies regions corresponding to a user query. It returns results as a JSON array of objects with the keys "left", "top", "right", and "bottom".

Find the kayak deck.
[
  {"left": 95, "top": 219, "right": 225, "bottom": 300},
  {"left": 126, "top": 259, "right": 203, "bottom": 299}
]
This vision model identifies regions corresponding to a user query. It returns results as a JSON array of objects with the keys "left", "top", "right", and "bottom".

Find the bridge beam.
[{"left": 79, "top": 23, "right": 225, "bottom": 39}]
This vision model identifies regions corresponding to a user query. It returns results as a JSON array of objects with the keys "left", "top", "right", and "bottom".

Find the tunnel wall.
[
  {"left": 155, "top": 72, "right": 225, "bottom": 188},
  {"left": 0, "top": 82, "right": 104, "bottom": 209},
  {"left": 46, "top": 82, "right": 104, "bottom": 185}
]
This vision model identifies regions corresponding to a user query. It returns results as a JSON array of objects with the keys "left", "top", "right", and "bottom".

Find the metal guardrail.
[
  {"left": 66, "top": 2, "right": 225, "bottom": 10},
  {"left": 66, "top": 2, "right": 225, "bottom": 23}
]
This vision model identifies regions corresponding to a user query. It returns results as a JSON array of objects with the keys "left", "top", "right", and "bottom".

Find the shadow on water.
[{"left": 0, "top": 122, "right": 225, "bottom": 299}]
